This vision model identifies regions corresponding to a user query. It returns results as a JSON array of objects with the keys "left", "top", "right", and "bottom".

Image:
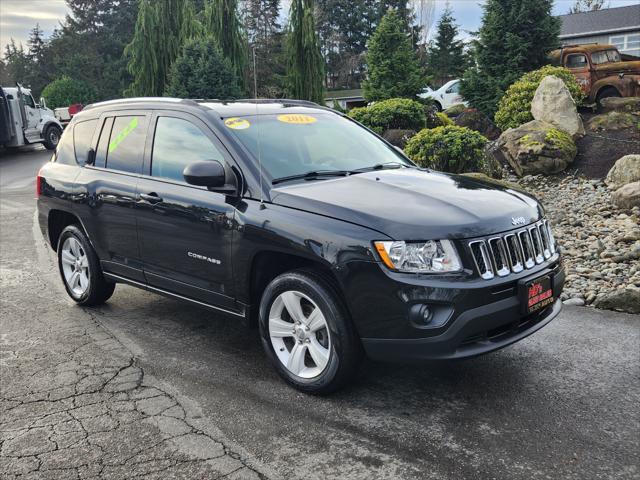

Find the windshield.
[
  {"left": 219, "top": 112, "right": 412, "bottom": 181},
  {"left": 591, "top": 49, "right": 621, "bottom": 64}
]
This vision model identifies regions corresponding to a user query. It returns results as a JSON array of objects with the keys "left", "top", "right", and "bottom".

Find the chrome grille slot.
[
  {"left": 488, "top": 238, "right": 510, "bottom": 277},
  {"left": 504, "top": 234, "right": 524, "bottom": 273},
  {"left": 538, "top": 223, "right": 551, "bottom": 259},
  {"left": 469, "top": 241, "right": 494, "bottom": 280},
  {"left": 468, "top": 220, "right": 557, "bottom": 279},
  {"left": 529, "top": 226, "right": 545, "bottom": 264},
  {"left": 518, "top": 230, "right": 536, "bottom": 269}
]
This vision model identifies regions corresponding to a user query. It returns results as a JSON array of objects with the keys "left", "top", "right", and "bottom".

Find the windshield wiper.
[
  {"left": 272, "top": 170, "right": 351, "bottom": 185},
  {"left": 350, "top": 162, "right": 411, "bottom": 173}
]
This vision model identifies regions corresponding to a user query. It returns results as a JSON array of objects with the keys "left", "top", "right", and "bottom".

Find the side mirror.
[
  {"left": 39, "top": 97, "right": 47, "bottom": 109},
  {"left": 183, "top": 160, "right": 236, "bottom": 194}
]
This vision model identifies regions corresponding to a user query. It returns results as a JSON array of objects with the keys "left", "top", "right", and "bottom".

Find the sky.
[{"left": 1, "top": 0, "right": 640, "bottom": 52}]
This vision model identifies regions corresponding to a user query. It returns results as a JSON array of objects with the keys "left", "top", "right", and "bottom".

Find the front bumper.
[{"left": 340, "top": 257, "right": 565, "bottom": 362}]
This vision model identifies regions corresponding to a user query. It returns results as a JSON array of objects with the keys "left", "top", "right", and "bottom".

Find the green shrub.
[
  {"left": 404, "top": 125, "right": 488, "bottom": 173},
  {"left": 494, "top": 66, "right": 586, "bottom": 130},
  {"left": 436, "top": 112, "right": 453, "bottom": 126},
  {"left": 41, "top": 76, "right": 96, "bottom": 109},
  {"left": 348, "top": 98, "right": 426, "bottom": 135}
]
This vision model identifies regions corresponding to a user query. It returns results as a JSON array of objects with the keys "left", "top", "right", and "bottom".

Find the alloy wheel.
[
  {"left": 60, "top": 237, "right": 90, "bottom": 296},
  {"left": 268, "top": 290, "right": 331, "bottom": 379}
]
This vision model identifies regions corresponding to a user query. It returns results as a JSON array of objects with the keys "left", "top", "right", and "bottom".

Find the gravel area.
[{"left": 512, "top": 172, "right": 640, "bottom": 308}]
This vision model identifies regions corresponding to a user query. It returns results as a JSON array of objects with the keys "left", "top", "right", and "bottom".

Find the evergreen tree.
[
  {"left": 460, "top": 0, "right": 560, "bottom": 117},
  {"left": 24, "top": 24, "right": 50, "bottom": 95},
  {"left": 569, "top": 0, "right": 607, "bottom": 13},
  {"left": 242, "top": 0, "right": 285, "bottom": 97},
  {"left": 124, "top": 0, "right": 198, "bottom": 97},
  {"left": 165, "top": 37, "right": 242, "bottom": 100},
  {"left": 203, "top": 0, "right": 248, "bottom": 91},
  {"left": 2, "top": 40, "right": 31, "bottom": 87},
  {"left": 362, "top": 9, "right": 425, "bottom": 102},
  {"left": 285, "top": 0, "right": 324, "bottom": 103},
  {"left": 427, "top": 7, "right": 468, "bottom": 86}
]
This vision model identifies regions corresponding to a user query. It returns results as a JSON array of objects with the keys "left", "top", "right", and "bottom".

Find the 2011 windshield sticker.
[
  {"left": 108, "top": 117, "right": 138, "bottom": 153},
  {"left": 224, "top": 117, "right": 251, "bottom": 130},
  {"left": 277, "top": 114, "right": 317, "bottom": 125}
]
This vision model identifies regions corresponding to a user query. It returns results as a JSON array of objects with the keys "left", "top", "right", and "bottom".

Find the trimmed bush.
[
  {"left": 436, "top": 112, "right": 453, "bottom": 126},
  {"left": 348, "top": 98, "right": 426, "bottom": 135},
  {"left": 444, "top": 103, "right": 466, "bottom": 117},
  {"left": 41, "top": 76, "right": 96, "bottom": 109},
  {"left": 404, "top": 125, "right": 488, "bottom": 173},
  {"left": 495, "top": 66, "right": 586, "bottom": 131}
]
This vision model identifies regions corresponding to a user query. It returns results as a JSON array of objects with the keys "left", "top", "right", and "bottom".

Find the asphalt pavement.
[{"left": 1, "top": 146, "right": 639, "bottom": 480}]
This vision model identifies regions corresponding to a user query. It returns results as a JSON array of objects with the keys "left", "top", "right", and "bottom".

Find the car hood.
[{"left": 270, "top": 169, "right": 542, "bottom": 240}]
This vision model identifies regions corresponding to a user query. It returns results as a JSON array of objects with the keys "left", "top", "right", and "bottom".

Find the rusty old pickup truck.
[{"left": 549, "top": 44, "right": 640, "bottom": 105}]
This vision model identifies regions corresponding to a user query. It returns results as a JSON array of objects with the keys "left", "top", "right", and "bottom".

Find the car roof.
[{"left": 82, "top": 98, "right": 333, "bottom": 118}]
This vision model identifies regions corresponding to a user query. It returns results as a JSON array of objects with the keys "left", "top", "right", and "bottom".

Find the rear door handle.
[{"left": 139, "top": 192, "right": 163, "bottom": 204}]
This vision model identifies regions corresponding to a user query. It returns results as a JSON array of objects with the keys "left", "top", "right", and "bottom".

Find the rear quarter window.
[
  {"left": 73, "top": 119, "right": 98, "bottom": 166},
  {"left": 54, "top": 125, "right": 76, "bottom": 165}
]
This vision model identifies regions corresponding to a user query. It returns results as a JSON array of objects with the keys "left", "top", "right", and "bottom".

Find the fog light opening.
[{"left": 409, "top": 303, "right": 433, "bottom": 326}]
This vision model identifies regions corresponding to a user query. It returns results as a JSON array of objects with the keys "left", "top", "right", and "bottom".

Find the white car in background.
[{"left": 419, "top": 79, "right": 468, "bottom": 111}]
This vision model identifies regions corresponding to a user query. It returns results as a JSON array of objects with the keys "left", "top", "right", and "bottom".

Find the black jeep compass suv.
[{"left": 37, "top": 98, "right": 565, "bottom": 394}]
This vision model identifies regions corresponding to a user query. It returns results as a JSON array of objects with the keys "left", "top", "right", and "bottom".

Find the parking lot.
[{"left": 1, "top": 147, "right": 639, "bottom": 479}]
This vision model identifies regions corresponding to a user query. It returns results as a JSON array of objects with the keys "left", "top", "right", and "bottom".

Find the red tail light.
[
  {"left": 36, "top": 173, "right": 43, "bottom": 198},
  {"left": 68, "top": 104, "right": 83, "bottom": 116}
]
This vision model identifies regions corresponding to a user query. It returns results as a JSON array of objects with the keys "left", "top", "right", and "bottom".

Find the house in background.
[
  {"left": 558, "top": 4, "right": 640, "bottom": 57},
  {"left": 324, "top": 89, "right": 366, "bottom": 111}
]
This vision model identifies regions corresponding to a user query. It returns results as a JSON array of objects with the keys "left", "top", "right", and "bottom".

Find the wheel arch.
[
  {"left": 245, "top": 250, "right": 347, "bottom": 326},
  {"left": 47, "top": 209, "right": 86, "bottom": 252},
  {"left": 594, "top": 83, "right": 621, "bottom": 102}
]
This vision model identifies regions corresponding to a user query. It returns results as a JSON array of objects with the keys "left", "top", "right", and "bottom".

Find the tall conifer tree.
[{"left": 285, "top": 0, "right": 324, "bottom": 103}]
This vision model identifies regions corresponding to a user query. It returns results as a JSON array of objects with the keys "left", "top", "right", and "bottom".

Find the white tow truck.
[{"left": 0, "top": 84, "right": 64, "bottom": 150}]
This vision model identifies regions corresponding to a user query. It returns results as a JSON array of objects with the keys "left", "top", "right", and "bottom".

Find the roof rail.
[
  {"left": 83, "top": 97, "right": 189, "bottom": 111},
  {"left": 237, "top": 98, "right": 319, "bottom": 107}
]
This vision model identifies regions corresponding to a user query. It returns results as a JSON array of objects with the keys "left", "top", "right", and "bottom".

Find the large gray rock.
[
  {"left": 531, "top": 76, "right": 585, "bottom": 138},
  {"left": 454, "top": 109, "right": 501, "bottom": 140},
  {"left": 612, "top": 181, "right": 640, "bottom": 210},
  {"left": 594, "top": 288, "right": 640, "bottom": 314},
  {"left": 605, "top": 155, "right": 640, "bottom": 189},
  {"left": 496, "top": 119, "right": 577, "bottom": 177},
  {"left": 599, "top": 96, "right": 640, "bottom": 114}
]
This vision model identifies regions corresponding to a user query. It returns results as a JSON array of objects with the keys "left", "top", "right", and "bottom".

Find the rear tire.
[
  {"left": 43, "top": 125, "right": 62, "bottom": 150},
  {"left": 596, "top": 87, "right": 621, "bottom": 109},
  {"left": 57, "top": 225, "right": 115, "bottom": 306},
  {"left": 258, "top": 270, "right": 361, "bottom": 394}
]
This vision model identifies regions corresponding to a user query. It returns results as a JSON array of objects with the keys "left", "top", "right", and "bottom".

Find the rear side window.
[
  {"left": 94, "top": 117, "right": 114, "bottom": 169},
  {"left": 151, "top": 116, "right": 225, "bottom": 183},
  {"left": 73, "top": 119, "right": 98, "bottom": 166},
  {"left": 106, "top": 116, "right": 147, "bottom": 173}
]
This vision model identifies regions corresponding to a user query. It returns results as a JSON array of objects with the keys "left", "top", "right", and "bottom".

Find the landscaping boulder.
[
  {"left": 382, "top": 129, "right": 416, "bottom": 148},
  {"left": 454, "top": 109, "right": 501, "bottom": 140},
  {"left": 495, "top": 119, "right": 577, "bottom": 176},
  {"left": 612, "top": 181, "right": 640, "bottom": 210},
  {"left": 443, "top": 103, "right": 466, "bottom": 117},
  {"left": 594, "top": 288, "right": 640, "bottom": 314},
  {"left": 588, "top": 111, "right": 637, "bottom": 131},
  {"left": 599, "top": 96, "right": 640, "bottom": 114},
  {"left": 531, "top": 76, "right": 584, "bottom": 138},
  {"left": 605, "top": 154, "right": 640, "bottom": 189}
]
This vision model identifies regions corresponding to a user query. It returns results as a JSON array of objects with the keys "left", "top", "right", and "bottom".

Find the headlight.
[{"left": 373, "top": 240, "right": 462, "bottom": 273}]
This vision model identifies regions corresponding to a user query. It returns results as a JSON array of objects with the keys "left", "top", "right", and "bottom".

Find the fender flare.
[
  {"left": 42, "top": 119, "right": 64, "bottom": 135},
  {"left": 591, "top": 80, "right": 621, "bottom": 102}
]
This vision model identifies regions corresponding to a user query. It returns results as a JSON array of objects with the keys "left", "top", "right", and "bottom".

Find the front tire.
[
  {"left": 258, "top": 270, "right": 361, "bottom": 394},
  {"left": 596, "top": 87, "right": 621, "bottom": 108},
  {"left": 43, "top": 125, "right": 62, "bottom": 150},
  {"left": 57, "top": 225, "right": 115, "bottom": 306}
]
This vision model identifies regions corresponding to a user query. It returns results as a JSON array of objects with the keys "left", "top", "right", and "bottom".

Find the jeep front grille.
[{"left": 468, "top": 220, "right": 556, "bottom": 280}]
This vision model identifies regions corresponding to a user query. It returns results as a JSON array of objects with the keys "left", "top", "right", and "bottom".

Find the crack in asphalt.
[{"left": 0, "top": 206, "right": 271, "bottom": 479}]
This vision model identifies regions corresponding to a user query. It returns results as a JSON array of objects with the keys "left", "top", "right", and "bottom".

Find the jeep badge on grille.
[{"left": 511, "top": 216, "right": 526, "bottom": 226}]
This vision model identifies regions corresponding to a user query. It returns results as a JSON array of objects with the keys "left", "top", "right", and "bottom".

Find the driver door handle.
[{"left": 139, "top": 192, "right": 163, "bottom": 204}]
